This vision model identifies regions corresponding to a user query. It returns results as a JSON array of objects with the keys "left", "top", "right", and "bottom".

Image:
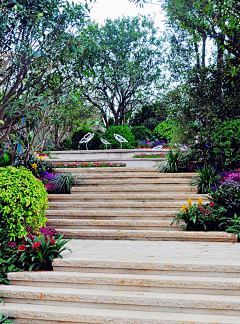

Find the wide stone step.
[
  {"left": 2, "top": 285, "right": 240, "bottom": 314},
  {"left": 47, "top": 219, "right": 181, "bottom": 230},
  {"left": 55, "top": 229, "right": 238, "bottom": 242},
  {"left": 48, "top": 201, "right": 193, "bottom": 210},
  {"left": 1, "top": 303, "right": 240, "bottom": 323},
  {"left": 73, "top": 178, "right": 193, "bottom": 185},
  {"left": 72, "top": 185, "right": 197, "bottom": 192},
  {"left": 46, "top": 209, "right": 175, "bottom": 220},
  {"left": 8, "top": 271, "right": 240, "bottom": 296},
  {"left": 48, "top": 193, "right": 206, "bottom": 202},
  {"left": 53, "top": 259, "right": 240, "bottom": 278},
  {"left": 54, "top": 168, "right": 195, "bottom": 176}
]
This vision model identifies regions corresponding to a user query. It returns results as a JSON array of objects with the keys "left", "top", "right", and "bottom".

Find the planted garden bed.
[{"left": 52, "top": 162, "right": 126, "bottom": 168}]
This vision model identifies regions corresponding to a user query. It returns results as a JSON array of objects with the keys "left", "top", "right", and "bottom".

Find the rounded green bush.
[
  {"left": 71, "top": 127, "right": 103, "bottom": 150},
  {"left": 0, "top": 166, "right": 48, "bottom": 241},
  {"left": 101, "top": 125, "right": 135, "bottom": 149}
]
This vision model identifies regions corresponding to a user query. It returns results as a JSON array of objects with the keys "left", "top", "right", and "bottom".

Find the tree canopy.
[{"left": 77, "top": 16, "right": 164, "bottom": 127}]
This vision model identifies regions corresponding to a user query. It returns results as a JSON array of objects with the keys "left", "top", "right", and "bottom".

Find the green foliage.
[
  {"left": 78, "top": 16, "right": 163, "bottom": 126},
  {"left": 0, "top": 312, "right": 14, "bottom": 324},
  {"left": 154, "top": 119, "right": 187, "bottom": 143},
  {"left": 0, "top": 0, "right": 92, "bottom": 145},
  {"left": 52, "top": 173, "right": 75, "bottom": 194},
  {"left": 101, "top": 126, "right": 135, "bottom": 149},
  {"left": 220, "top": 213, "right": 240, "bottom": 235},
  {"left": 0, "top": 227, "right": 21, "bottom": 284},
  {"left": 0, "top": 150, "right": 12, "bottom": 167},
  {"left": 0, "top": 167, "right": 48, "bottom": 240},
  {"left": 131, "top": 126, "right": 152, "bottom": 142},
  {"left": 190, "top": 166, "right": 221, "bottom": 194},
  {"left": 71, "top": 128, "right": 103, "bottom": 150},
  {"left": 156, "top": 149, "right": 181, "bottom": 173},
  {"left": 207, "top": 181, "right": 240, "bottom": 219},
  {"left": 212, "top": 120, "right": 240, "bottom": 167},
  {"left": 130, "top": 103, "right": 167, "bottom": 131},
  {"left": 18, "top": 235, "right": 71, "bottom": 271},
  {"left": 59, "top": 138, "right": 73, "bottom": 151}
]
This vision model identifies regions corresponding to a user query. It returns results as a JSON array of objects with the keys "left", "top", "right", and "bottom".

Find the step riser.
[
  {"left": 4, "top": 297, "right": 240, "bottom": 315},
  {"left": 53, "top": 266, "right": 240, "bottom": 278},
  {"left": 48, "top": 202, "right": 188, "bottom": 208},
  {"left": 72, "top": 188, "right": 196, "bottom": 193},
  {"left": 48, "top": 195, "right": 206, "bottom": 202},
  {"left": 53, "top": 226, "right": 180, "bottom": 230},
  {"left": 47, "top": 216, "right": 174, "bottom": 220},
  {"left": 73, "top": 180, "right": 192, "bottom": 185},
  {"left": 9, "top": 281, "right": 240, "bottom": 296}
]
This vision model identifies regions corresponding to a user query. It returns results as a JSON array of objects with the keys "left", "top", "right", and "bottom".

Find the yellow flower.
[
  {"left": 197, "top": 198, "right": 202, "bottom": 206},
  {"left": 36, "top": 155, "right": 39, "bottom": 159},
  {"left": 181, "top": 205, "right": 187, "bottom": 214},
  {"left": 187, "top": 199, "right": 192, "bottom": 208},
  {"left": 32, "top": 163, "right": 37, "bottom": 170},
  {"left": 39, "top": 155, "right": 43, "bottom": 161}
]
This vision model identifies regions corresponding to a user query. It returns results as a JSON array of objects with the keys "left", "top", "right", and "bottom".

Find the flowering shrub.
[
  {"left": 18, "top": 234, "right": 71, "bottom": 271},
  {"left": 14, "top": 153, "right": 53, "bottom": 177},
  {"left": 208, "top": 180, "right": 240, "bottom": 219},
  {"left": 52, "top": 162, "right": 126, "bottom": 168},
  {"left": 172, "top": 198, "right": 226, "bottom": 231}
]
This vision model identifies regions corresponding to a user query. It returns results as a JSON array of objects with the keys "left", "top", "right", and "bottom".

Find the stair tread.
[
  {"left": 8, "top": 271, "right": 240, "bottom": 285},
  {"left": 2, "top": 285, "right": 240, "bottom": 302},
  {"left": 1, "top": 303, "right": 240, "bottom": 323}
]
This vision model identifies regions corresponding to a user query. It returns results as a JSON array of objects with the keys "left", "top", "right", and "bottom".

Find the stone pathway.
[{"left": 1, "top": 167, "right": 239, "bottom": 323}]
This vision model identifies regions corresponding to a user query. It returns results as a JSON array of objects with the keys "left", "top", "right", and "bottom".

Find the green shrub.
[
  {"left": 212, "top": 119, "right": 240, "bottom": 167},
  {"left": 0, "top": 167, "right": 48, "bottom": 241},
  {"left": 101, "top": 125, "right": 135, "bottom": 149},
  {"left": 190, "top": 165, "right": 221, "bottom": 194},
  {"left": 71, "top": 127, "right": 103, "bottom": 150},
  {"left": 131, "top": 126, "right": 152, "bottom": 142},
  {"left": 0, "top": 150, "right": 12, "bottom": 167},
  {"left": 59, "top": 138, "right": 73, "bottom": 150}
]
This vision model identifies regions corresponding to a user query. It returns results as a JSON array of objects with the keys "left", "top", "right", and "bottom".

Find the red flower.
[
  {"left": 32, "top": 242, "right": 41, "bottom": 249},
  {"left": 18, "top": 244, "right": 27, "bottom": 251},
  {"left": 47, "top": 238, "right": 56, "bottom": 245},
  {"left": 210, "top": 202, "right": 214, "bottom": 207},
  {"left": 200, "top": 207, "right": 204, "bottom": 211}
]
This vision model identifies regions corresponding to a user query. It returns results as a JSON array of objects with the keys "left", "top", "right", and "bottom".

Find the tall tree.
[
  {"left": 0, "top": 0, "right": 94, "bottom": 145},
  {"left": 77, "top": 16, "right": 163, "bottom": 127}
]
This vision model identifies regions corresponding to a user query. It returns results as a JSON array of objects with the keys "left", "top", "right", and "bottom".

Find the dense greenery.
[
  {"left": 0, "top": 167, "right": 47, "bottom": 240},
  {"left": 77, "top": 16, "right": 163, "bottom": 127},
  {"left": 101, "top": 125, "right": 135, "bottom": 149}
]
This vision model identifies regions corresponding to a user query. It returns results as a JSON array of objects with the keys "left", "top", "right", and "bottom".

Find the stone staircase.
[{"left": 1, "top": 167, "right": 239, "bottom": 323}]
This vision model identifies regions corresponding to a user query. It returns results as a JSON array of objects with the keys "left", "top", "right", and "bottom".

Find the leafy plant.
[
  {"left": 52, "top": 173, "right": 75, "bottom": 194},
  {"left": 0, "top": 167, "right": 48, "bottom": 240},
  {"left": 219, "top": 213, "right": 240, "bottom": 234},
  {"left": 172, "top": 198, "right": 225, "bottom": 231},
  {"left": 156, "top": 149, "right": 181, "bottom": 173},
  {"left": 0, "top": 151, "right": 12, "bottom": 167},
  {"left": 18, "top": 234, "right": 71, "bottom": 271},
  {"left": 0, "top": 312, "right": 14, "bottom": 324},
  {"left": 131, "top": 125, "right": 153, "bottom": 143},
  {"left": 190, "top": 165, "right": 221, "bottom": 194}
]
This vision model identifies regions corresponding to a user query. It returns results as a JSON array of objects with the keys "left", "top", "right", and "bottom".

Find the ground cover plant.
[
  {"left": 52, "top": 162, "right": 126, "bottom": 168},
  {"left": 133, "top": 154, "right": 166, "bottom": 158}
]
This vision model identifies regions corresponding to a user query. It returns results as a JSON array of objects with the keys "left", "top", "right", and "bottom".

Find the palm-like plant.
[
  {"left": 53, "top": 173, "right": 75, "bottom": 194},
  {"left": 190, "top": 165, "right": 221, "bottom": 194}
]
